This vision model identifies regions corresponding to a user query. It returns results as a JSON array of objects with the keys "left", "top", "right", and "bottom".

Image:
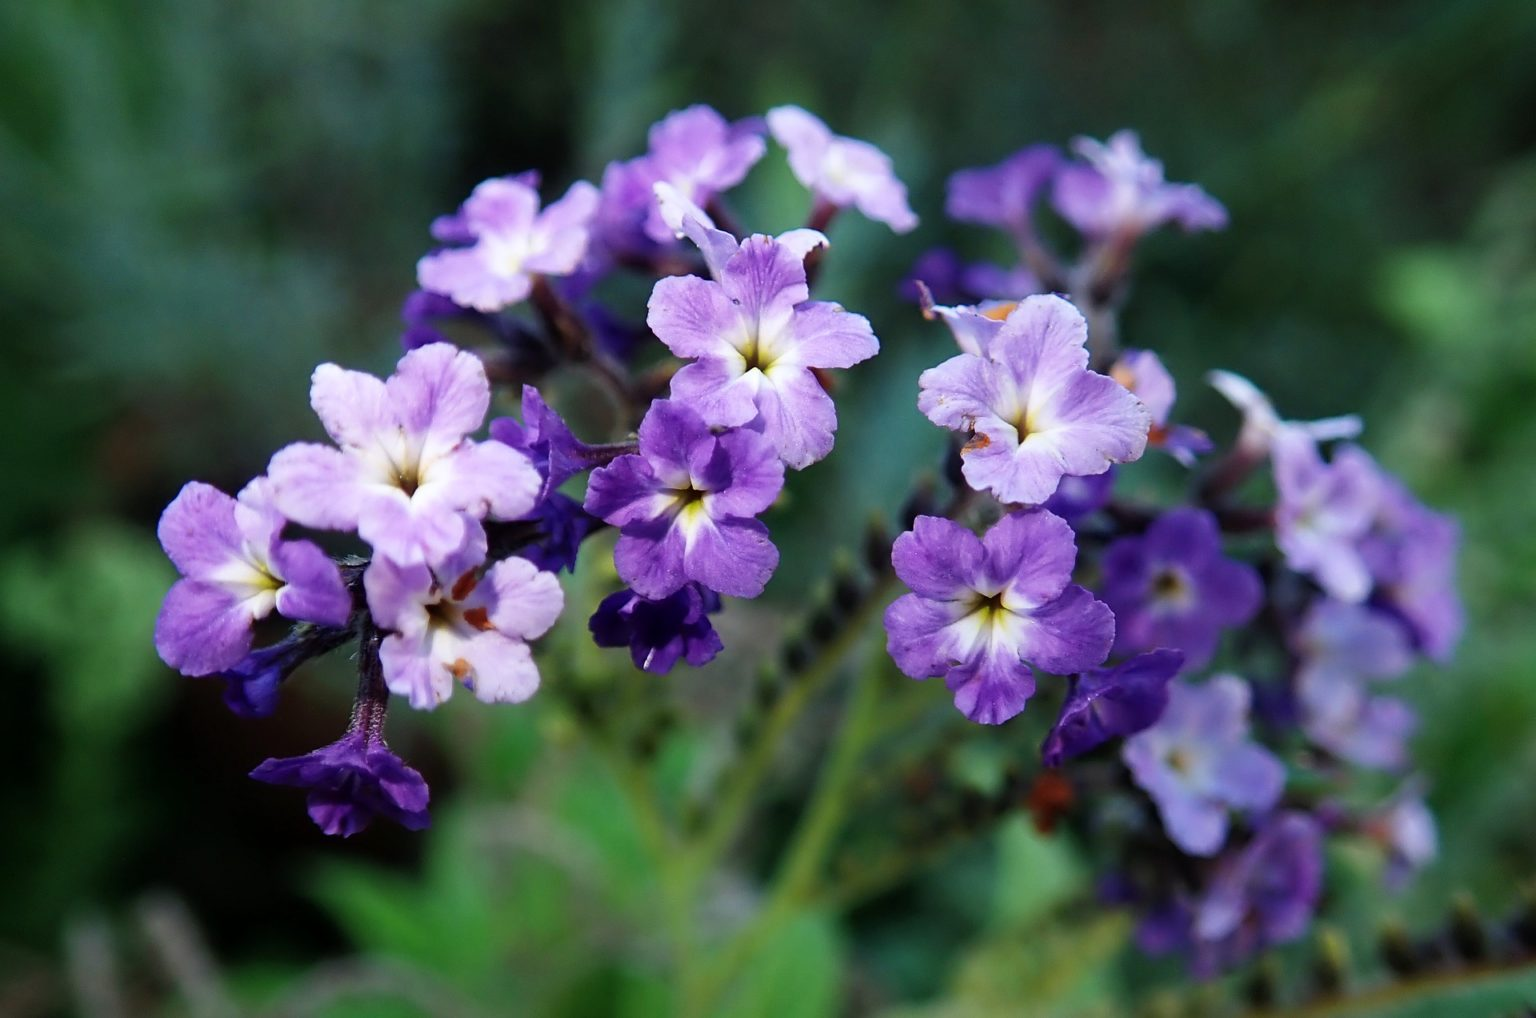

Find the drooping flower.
[
  {"left": 267, "top": 343, "right": 542, "bottom": 569},
  {"left": 1100, "top": 508, "right": 1263, "bottom": 669},
  {"left": 1052, "top": 130, "right": 1227, "bottom": 241},
  {"left": 589, "top": 582, "right": 723, "bottom": 674},
  {"left": 1207, "top": 370, "right": 1363, "bottom": 458},
  {"left": 1361, "top": 474, "right": 1464, "bottom": 661},
  {"left": 946, "top": 144, "right": 1062, "bottom": 238},
  {"left": 1041, "top": 649, "right": 1184, "bottom": 766},
  {"left": 647, "top": 199, "right": 879, "bottom": 468},
  {"left": 251, "top": 729, "right": 430, "bottom": 837},
  {"left": 365, "top": 529, "right": 564, "bottom": 710},
  {"left": 1109, "top": 349, "right": 1211, "bottom": 465},
  {"left": 766, "top": 105, "right": 917, "bottom": 233},
  {"left": 1272, "top": 430, "right": 1381, "bottom": 603},
  {"left": 584, "top": 400, "right": 784, "bottom": 599},
  {"left": 417, "top": 176, "right": 599, "bottom": 313},
  {"left": 918, "top": 294, "right": 1150, "bottom": 504},
  {"left": 1123, "top": 675, "right": 1286, "bottom": 856},
  {"left": 155, "top": 478, "right": 351, "bottom": 676},
  {"left": 213, "top": 623, "right": 356, "bottom": 718},
  {"left": 884, "top": 510, "right": 1115, "bottom": 725}
]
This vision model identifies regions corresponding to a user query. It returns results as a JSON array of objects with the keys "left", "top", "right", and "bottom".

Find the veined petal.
[
  {"left": 386, "top": 343, "right": 491, "bottom": 459},
  {"left": 485, "top": 557, "right": 565, "bottom": 640},
  {"left": 157, "top": 481, "right": 245, "bottom": 580},
  {"left": 155, "top": 579, "right": 258, "bottom": 676},
  {"left": 683, "top": 516, "right": 778, "bottom": 598},
  {"left": 267, "top": 443, "right": 368, "bottom": 531}
]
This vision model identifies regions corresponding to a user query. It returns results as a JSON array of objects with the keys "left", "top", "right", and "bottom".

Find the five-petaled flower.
[
  {"left": 947, "top": 144, "right": 1063, "bottom": 240},
  {"left": 417, "top": 175, "right": 599, "bottom": 312},
  {"left": 1272, "top": 430, "right": 1380, "bottom": 603},
  {"left": 884, "top": 510, "right": 1115, "bottom": 725},
  {"left": 918, "top": 294, "right": 1150, "bottom": 504},
  {"left": 766, "top": 105, "right": 917, "bottom": 233},
  {"left": 155, "top": 478, "right": 351, "bottom": 677},
  {"left": 267, "top": 343, "right": 542, "bottom": 569},
  {"left": 584, "top": 400, "right": 784, "bottom": 599},
  {"left": 1052, "top": 129, "right": 1228, "bottom": 241}
]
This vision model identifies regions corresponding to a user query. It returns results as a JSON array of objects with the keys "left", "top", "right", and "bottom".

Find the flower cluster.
[
  {"left": 882, "top": 129, "right": 1462, "bottom": 975},
  {"left": 155, "top": 103, "right": 901, "bottom": 834}
]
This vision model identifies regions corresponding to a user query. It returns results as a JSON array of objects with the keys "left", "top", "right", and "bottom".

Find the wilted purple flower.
[
  {"left": 213, "top": 624, "right": 354, "bottom": 718},
  {"left": 1362, "top": 475, "right": 1463, "bottom": 661},
  {"left": 647, "top": 207, "right": 878, "bottom": 469},
  {"left": 267, "top": 344, "right": 542, "bottom": 569},
  {"left": 155, "top": 478, "right": 351, "bottom": 676},
  {"left": 1109, "top": 350, "right": 1211, "bottom": 465},
  {"left": 491, "top": 386, "right": 598, "bottom": 503},
  {"left": 1273, "top": 431, "right": 1381, "bottom": 603},
  {"left": 365, "top": 531, "right": 564, "bottom": 710},
  {"left": 1053, "top": 130, "right": 1227, "bottom": 241},
  {"left": 766, "top": 105, "right": 916, "bottom": 233},
  {"left": 946, "top": 145, "right": 1062, "bottom": 238},
  {"left": 1042, "top": 649, "right": 1183, "bottom": 766},
  {"left": 1207, "top": 370, "right": 1363, "bottom": 459},
  {"left": 589, "top": 582, "right": 723, "bottom": 674},
  {"left": 1042, "top": 470, "right": 1116, "bottom": 522},
  {"left": 417, "top": 176, "right": 598, "bottom": 312},
  {"left": 584, "top": 400, "right": 783, "bottom": 599},
  {"left": 251, "top": 729, "right": 430, "bottom": 837},
  {"left": 1362, "top": 782, "right": 1437, "bottom": 887},
  {"left": 1293, "top": 600, "right": 1416, "bottom": 768},
  {"left": 1141, "top": 812, "right": 1324, "bottom": 977},
  {"left": 1124, "top": 675, "right": 1286, "bottom": 856},
  {"left": 884, "top": 510, "right": 1115, "bottom": 725},
  {"left": 1100, "top": 508, "right": 1263, "bottom": 669},
  {"left": 918, "top": 295, "right": 1150, "bottom": 504}
]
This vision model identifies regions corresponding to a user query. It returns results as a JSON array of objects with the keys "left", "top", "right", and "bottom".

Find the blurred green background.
[{"left": 3, "top": 0, "right": 1536, "bottom": 1014}]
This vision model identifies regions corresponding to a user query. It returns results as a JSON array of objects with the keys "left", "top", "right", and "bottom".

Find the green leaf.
[{"left": 722, "top": 910, "right": 845, "bottom": 1018}]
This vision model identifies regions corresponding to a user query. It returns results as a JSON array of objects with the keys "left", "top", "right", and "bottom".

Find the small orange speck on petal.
[
  {"left": 451, "top": 571, "right": 478, "bottom": 601},
  {"left": 963, "top": 432, "right": 992, "bottom": 452},
  {"left": 449, "top": 658, "right": 473, "bottom": 680},
  {"left": 463, "top": 606, "right": 494, "bottom": 631}
]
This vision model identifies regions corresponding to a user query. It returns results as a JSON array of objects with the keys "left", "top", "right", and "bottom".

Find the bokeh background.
[{"left": 3, "top": 0, "right": 1535, "bottom": 1014}]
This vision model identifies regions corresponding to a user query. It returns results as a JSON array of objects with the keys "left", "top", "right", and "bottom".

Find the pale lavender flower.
[
  {"left": 1362, "top": 475, "right": 1464, "bottom": 661},
  {"left": 918, "top": 295, "right": 1150, "bottom": 504},
  {"left": 583, "top": 400, "right": 784, "bottom": 599},
  {"left": 1207, "top": 370, "right": 1363, "bottom": 460},
  {"left": 417, "top": 176, "right": 599, "bottom": 312},
  {"left": 155, "top": 478, "right": 350, "bottom": 676},
  {"left": 647, "top": 194, "right": 878, "bottom": 469},
  {"left": 884, "top": 510, "right": 1115, "bottom": 725},
  {"left": 946, "top": 144, "right": 1062, "bottom": 237},
  {"left": 1052, "top": 130, "right": 1227, "bottom": 240},
  {"left": 1109, "top": 350, "right": 1211, "bottom": 465},
  {"left": 267, "top": 344, "right": 542, "bottom": 569},
  {"left": 766, "top": 105, "right": 916, "bottom": 232},
  {"left": 1273, "top": 431, "right": 1381, "bottom": 603},
  {"left": 1042, "top": 649, "right": 1184, "bottom": 767},
  {"left": 1124, "top": 675, "right": 1286, "bottom": 856},
  {"left": 1100, "top": 508, "right": 1263, "bottom": 669},
  {"left": 1293, "top": 600, "right": 1417, "bottom": 768},
  {"left": 365, "top": 530, "right": 564, "bottom": 710}
]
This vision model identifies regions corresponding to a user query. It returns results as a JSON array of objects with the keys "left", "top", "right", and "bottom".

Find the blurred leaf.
[
  {"left": 723, "top": 909, "right": 845, "bottom": 1018},
  {"left": 992, "top": 817, "right": 1088, "bottom": 930}
]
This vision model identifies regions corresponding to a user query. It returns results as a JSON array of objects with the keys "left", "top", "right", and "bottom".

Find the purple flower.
[
  {"left": 1207, "top": 370, "right": 1362, "bottom": 459},
  {"left": 1124, "top": 675, "right": 1286, "bottom": 856},
  {"left": 1362, "top": 475, "right": 1463, "bottom": 661},
  {"left": 1292, "top": 600, "right": 1417, "bottom": 768},
  {"left": 902, "top": 249, "right": 968, "bottom": 306},
  {"left": 1273, "top": 431, "right": 1381, "bottom": 603},
  {"left": 918, "top": 295, "right": 1150, "bottom": 504},
  {"left": 213, "top": 624, "right": 354, "bottom": 718},
  {"left": 1109, "top": 350, "right": 1211, "bottom": 465},
  {"left": 490, "top": 385, "right": 597, "bottom": 503},
  {"left": 1100, "top": 509, "right": 1263, "bottom": 669},
  {"left": 1141, "top": 812, "right": 1324, "bottom": 977},
  {"left": 1042, "top": 470, "right": 1116, "bottom": 522},
  {"left": 766, "top": 105, "right": 917, "bottom": 233},
  {"left": 647, "top": 205, "right": 878, "bottom": 469},
  {"left": 946, "top": 144, "right": 1062, "bottom": 237},
  {"left": 589, "top": 583, "right": 723, "bottom": 674},
  {"left": 917, "top": 288, "right": 1010, "bottom": 357},
  {"left": 584, "top": 400, "right": 784, "bottom": 599},
  {"left": 960, "top": 262, "right": 1042, "bottom": 302},
  {"left": 1052, "top": 130, "right": 1228, "bottom": 240},
  {"left": 417, "top": 176, "right": 598, "bottom": 312},
  {"left": 1362, "top": 782, "right": 1437, "bottom": 888},
  {"left": 1042, "top": 649, "right": 1184, "bottom": 767},
  {"left": 251, "top": 729, "right": 430, "bottom": 837},
  {"left": 884, "top": 510, "right": 1115, "bottom": 725},
  {"left": 267, "top": 343, "right": 542, "bottom": 569},
  {"left": 155, "top": 478, "right": 351, "bottom": 676},
  {"left": 365, "top": 531, "right": 564, "bottom": 710}
]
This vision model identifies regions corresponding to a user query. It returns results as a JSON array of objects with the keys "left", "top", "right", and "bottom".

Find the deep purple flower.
[
  {"left": 960, "top": 262, "right": 1041, "bottom": 302},
  {"left": 919, "top": 295, "right": 1149, "bottom": 504},
  {"left": 1273, "top": 431, "right": 1381, "bottom": 603},
  {"left": 902, "top": 249, "right": 969, "bottom": 306},
  {"left": 213, "top": 624, "right": 353, "bottom": 718},
  {"left": 267, "top": 343, "right": 542, "bottom": 569},
  {"left": 1042, "top": 649, "right": 1184, "bottom": 766},
  {"left": 647, "top": 205, "right": 878, "bottom": 469},
  {"left": 1042, "top": 470, "right": 1116, "bottom": 522},
  {"left": 766, "top": 105, "right": 916, "bottom": 233},
  {"left": 1362, "top": 475, "right": 1463, "bottom": 661},
  {"left": 1140, "top": 812, "right": 1323, "bottom": 977},
  {"left": 1100, "top": 508, "right": 1263, "bottom": 669},
  {"left": 155, "top": 478, "right": 350, "bottom": 676},
  {"left": 946, "top": 145, "right": 1062, "bottom": 238},
  {"left": 884, "top": 510, "right": 1115, "bottom": 725},
  {"left": 251, "top": 729, "right": 430, "bottom": 837},
  {"left": 589, "top": 583, "right": 723, "bottom": 674},
  {"left": 1124, "top": 675, "right": 1286, "bottom": 856},
  {"left": 365, "top": 531, "right": 564, "bottom": 710},
  {"left": 1207, "top": 370, "right": 1362, "bottom": 459},
  {"left": 490, "top": 385, "right": 597, "bottom": 503},
  {"left": 584, "top": 400, "right": 784, "bottom": 599},
  {"left": 1052, "top": 130, "right": 1227, "bottom": 240},
  {"left": 1109, "top": 350, "right": 1211, "bottom": 465},
  {"left": 417, "top": 176, "right": 598, "bottom": 312}
]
